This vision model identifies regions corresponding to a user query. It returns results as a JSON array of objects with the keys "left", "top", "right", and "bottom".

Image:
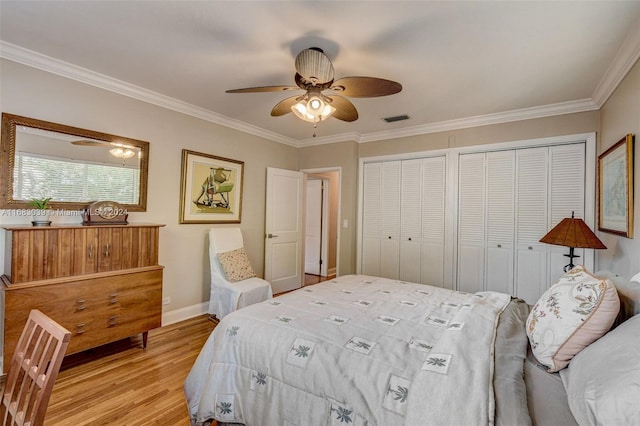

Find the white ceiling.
[{"left": 1, "top": 1, "right": 640, "bottom": 146}]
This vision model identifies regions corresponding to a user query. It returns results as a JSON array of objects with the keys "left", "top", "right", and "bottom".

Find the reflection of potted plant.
[{"left": 29, "top": 197, "right": 52, "bottom": 226}]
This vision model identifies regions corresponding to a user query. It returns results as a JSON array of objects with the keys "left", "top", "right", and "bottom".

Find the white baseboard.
[{"left": 162, "top": 302, "right": 209, "bottom": 326}]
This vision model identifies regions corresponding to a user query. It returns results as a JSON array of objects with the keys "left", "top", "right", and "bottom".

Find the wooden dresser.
[{"left": 1, "top": 223, "right": 164, "bottom": 366}]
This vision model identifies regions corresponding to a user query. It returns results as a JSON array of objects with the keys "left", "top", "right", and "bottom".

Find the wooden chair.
[{"left": 1, "top": 310, "right": 71, "bottom": 426}]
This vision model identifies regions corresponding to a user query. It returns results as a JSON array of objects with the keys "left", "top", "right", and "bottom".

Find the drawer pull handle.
[
  {"left": 109, "top": 299, "right": 119, "bottom": 305},
  {"left": 109, "top": 294, "right": 119, "bottom": 304},
  {"left": 77, "top": 299, "right": 86, "bottom": 304},
  {"left": 77, "top": 305, "right": 87, "bottom": 311},
  {"left": 76, "top": 323, "right": 86, "bottom": 328},
  {"left": 528, "top": 246, "right": 533, "bottom": 250},
  {"left": 109, "top": 316, "right": 118, "bottom": 327},
  {"left": 104, "top": 243, "right": 110, "bottom": 257},
  {"left": 497, "top": 244, "right": 502, "bottom": 248},
  {"left": 76, "top": 329, "right": 86, "bottom": 335}
]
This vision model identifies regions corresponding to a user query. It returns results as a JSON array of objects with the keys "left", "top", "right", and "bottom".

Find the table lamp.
[{"left": 539, "top": 211, "right": 607, "bottom": 272}]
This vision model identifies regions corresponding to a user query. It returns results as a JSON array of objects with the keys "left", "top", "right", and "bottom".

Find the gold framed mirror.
[{"left": 1, "top": 113, "right": 148, "bottom": 211}]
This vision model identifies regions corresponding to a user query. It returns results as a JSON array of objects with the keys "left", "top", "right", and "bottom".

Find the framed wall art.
[
  {"left": 598, "top": 133, "right": 634, "bottom": 237},
  {"left": 179, "top": 149, "right": 244, "bottom": 224}
]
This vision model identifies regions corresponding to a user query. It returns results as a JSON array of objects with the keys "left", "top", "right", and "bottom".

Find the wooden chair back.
[{"left": 1, "top": 310, "right": 71, "bottom": 426}]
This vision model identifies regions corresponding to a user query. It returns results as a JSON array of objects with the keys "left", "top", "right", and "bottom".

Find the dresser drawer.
[{"left": 3, "top": 267, "right": 163, "bottom": 362}]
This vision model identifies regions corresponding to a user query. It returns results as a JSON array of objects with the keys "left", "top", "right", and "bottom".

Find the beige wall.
[
  {"left": 597, "top": 58, "right": 640, "bottom": 278},
  {"left": 358, "top": 111, "right": 600, "bottom": 158},
  {"left": 0, "top": 60, "right": 298, "bottom": 315},
  {"left": 298, "top": 141, "right": 359, "bottom": 274}
]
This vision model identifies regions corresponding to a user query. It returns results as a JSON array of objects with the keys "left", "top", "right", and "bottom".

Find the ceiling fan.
[{"left": 226, "top": 47, "right": 402, "bottom": 135}]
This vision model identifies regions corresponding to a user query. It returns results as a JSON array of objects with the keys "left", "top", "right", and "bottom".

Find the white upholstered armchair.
[{"left": 208, "top": 227, "right": 272, "bottom": 319}]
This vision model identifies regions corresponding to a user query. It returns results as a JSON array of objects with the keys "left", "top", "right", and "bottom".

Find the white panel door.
[
  {"left": 304, "top": 179, "right": 322, "bottom": 275},
  {"left": 265, "top": 167, "right": 304, "bottom": 294},
  {"left": 515, "top": 147, "right": 548, "bottom": 304},
  {"left": 361, "top": 163, "right": 382, "bottom": 276},
  {"left": 399, "top": 159, "right": 422, "bottom": 283},
  {"left": 485, "top": 151, "right": 515, "bottom": 294},
  {"left": 421, "top": 156, "right": 446, "bottom": 287},
  {"left": 457, "top": 153, "right": 486, "bottom": 293},
  {"left": 380, "top": 161, "right": 401, "bottom": 279}
]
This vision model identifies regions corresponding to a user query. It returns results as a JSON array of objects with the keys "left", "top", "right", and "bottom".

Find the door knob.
[{"left": 267, "top": 233, "right": 279, "bottom": 238}]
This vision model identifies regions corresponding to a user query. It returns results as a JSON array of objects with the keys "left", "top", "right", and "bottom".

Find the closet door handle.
[
  {"left": 104, "top": 243, "right": 110, "bottom": 257},
  {"left": 497, "top": 244, "right": 502, "bottom": 248},
  {"left": 88, "top": 244, "right": 93, "bottom": 259}
]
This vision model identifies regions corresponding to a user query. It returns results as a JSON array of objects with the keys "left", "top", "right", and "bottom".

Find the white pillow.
[
  {"left": 526, "top": 265, "right": 619, "bottom": 372},
  {"left": 559, "top": 314, "right": 640, "bottom": 426}
]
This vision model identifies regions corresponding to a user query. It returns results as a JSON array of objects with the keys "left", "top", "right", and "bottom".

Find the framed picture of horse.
[{"left": 179, "top": 149, "right": 244, "bottom": 224}]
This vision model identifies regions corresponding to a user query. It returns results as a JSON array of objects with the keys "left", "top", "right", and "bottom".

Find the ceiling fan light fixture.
[
  {"left": 290, "top": 95, "right": 336, "bottom": 123},
  {"left": 110, "top": 147, "right": 136, "bottom": 159}
]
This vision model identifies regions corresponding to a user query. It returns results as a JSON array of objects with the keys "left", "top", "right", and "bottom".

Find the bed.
[{"left": 185, "top": 269, "right": 640, "bottom": 426}]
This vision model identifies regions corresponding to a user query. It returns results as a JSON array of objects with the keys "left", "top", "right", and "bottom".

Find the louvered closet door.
[
  {"left": 515, "top": 147, "right": 549, "bottom": 304},
  {"left": 485, "top": 151, "right": 515, "bottom": 294},
  {"left": 361, "top": 162, "right": 382, "bottom": 276},
  {"left": 380, "top": 161, "right": 401, "bottom": 279},
  {"left": 421, "top": 156, "right": 446, "bottom": 287},
  {"left": 547, "top": 143, "right": 586, "bottom": 285},
  {"left": 399, "top": 159, "right": 423, "bottom": 283},
  {"left": 457, "top": 153, "right": 486, "bottom": 293}
]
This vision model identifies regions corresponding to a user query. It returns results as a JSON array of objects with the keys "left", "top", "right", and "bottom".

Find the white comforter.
[{"left": 185, "top": 275, "right": 526, "bottom": 425}]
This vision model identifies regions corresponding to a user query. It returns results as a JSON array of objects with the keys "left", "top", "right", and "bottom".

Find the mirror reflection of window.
[
  {"left": 14, "top": 152, "right": 140, "bottom": 204},
  {"left": 13, "top": 125, "right": 141, "bottom": 205}
]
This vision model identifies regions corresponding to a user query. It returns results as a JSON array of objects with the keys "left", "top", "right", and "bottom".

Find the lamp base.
[{"left": 563, "top": 247, "right": 580, "bottom": 272}]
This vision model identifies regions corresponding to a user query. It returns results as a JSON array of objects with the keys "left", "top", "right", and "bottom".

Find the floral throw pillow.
[
  {"left": 217, "top": 247, "right": 257, "bottom": 283},
  {"left": 526, "top": 265, "right": 619, "bottom": 372}
]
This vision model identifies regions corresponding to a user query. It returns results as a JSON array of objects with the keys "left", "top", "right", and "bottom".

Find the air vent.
[{"left": 383, "top": 114, "right": 410, "bottom": 123}]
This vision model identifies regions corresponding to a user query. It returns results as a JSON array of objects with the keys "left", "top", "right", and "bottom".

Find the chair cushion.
[
  {"left": 526, "top": 265, "right": 619, "bottom": 372},
  {"left": 217, "top": 247, "right": 257, "bottom": 282}
]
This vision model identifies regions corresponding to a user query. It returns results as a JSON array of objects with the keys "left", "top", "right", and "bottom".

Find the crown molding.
[
  {"left": 298, "top": 98, "right": 598, "bottom": 146},
  {"left": 0, "top": 41, "right": 298, "bottom": 147},
  {"left": 591, "top": 15, "right": 640, "bottom": 107},
  {"left": 1, "top": 36, "right": 635, "bottom": 149}
]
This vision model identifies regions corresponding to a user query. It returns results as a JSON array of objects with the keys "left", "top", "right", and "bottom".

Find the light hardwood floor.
[{"left": 45, "top": 315, "right": 216, "bottom": 425}]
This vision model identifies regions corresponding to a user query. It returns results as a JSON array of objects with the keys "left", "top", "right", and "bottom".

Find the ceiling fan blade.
[
  {"left": 271, "top": 95, "right": 301, "bottom": 116},
  {"left": 226, "top": 85, "right": 299, "bottom": 93},
  {"left": 327, "top": 96, "right": 358, "bottom": 122},
  {"left": 331, "top": 77, "right": 402, "bottom": 98},
  {"left": 71, "top": 139, "right": 111, "bottom": 147}
]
